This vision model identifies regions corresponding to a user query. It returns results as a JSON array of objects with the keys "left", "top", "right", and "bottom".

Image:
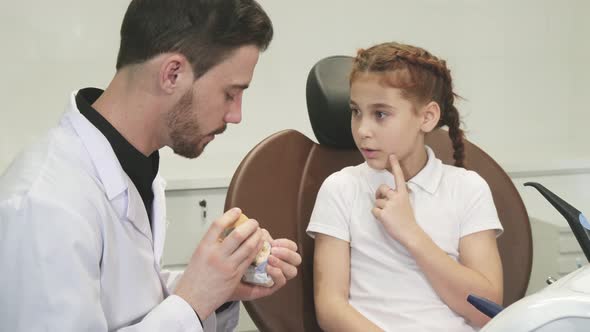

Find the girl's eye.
[
  {"left": 350, "top": 107, "right": 360, "bottom": 116},
  {"left": 376, "top": 111, "right": 387, "bottom": 119},
  {"left": 225, "top": 93, "right": 235, "bottom": 101}
]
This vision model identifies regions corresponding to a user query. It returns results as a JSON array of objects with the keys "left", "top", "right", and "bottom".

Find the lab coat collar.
[
  {"left": 63, "top": 92, "right": 128, "bottom": 200},
  {"left": 63, "top": 90, "right": 154, "bottom": 242},
  {"left": 152, "top": 175, "right": 167, "bottom": 265}
]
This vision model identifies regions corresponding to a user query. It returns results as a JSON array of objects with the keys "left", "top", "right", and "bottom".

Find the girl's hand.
[{"left": 372, "top": 155, "right": 424, "bottom": 246}]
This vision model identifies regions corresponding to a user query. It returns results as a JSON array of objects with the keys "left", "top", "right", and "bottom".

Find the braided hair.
[{"left": 351, "top": 42, "right": 465, "bottom": 167}]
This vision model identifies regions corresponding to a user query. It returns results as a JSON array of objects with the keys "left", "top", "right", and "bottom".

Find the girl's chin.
[{"left": 365, "top": 159, "right": 387, "bottom": 170}]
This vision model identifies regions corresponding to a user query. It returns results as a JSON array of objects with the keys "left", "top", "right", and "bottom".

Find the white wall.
[{"left": 0, "top": 0, "right": 588, "bottom": 183}]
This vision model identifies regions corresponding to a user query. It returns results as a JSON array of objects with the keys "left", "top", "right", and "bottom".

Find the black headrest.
[{"left": 306, "top": 56, "right": 356, "bottom": 149}]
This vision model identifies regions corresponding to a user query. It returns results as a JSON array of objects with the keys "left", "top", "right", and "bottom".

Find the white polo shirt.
[{"left": 307, "top": 146, "right": 503, "bottom": 332}]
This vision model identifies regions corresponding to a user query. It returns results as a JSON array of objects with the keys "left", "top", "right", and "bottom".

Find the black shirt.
[{"left": 76, "top": 88, "right": 159, "bottom": 224}]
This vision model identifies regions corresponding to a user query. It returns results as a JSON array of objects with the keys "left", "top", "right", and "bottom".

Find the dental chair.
[{"left": 224, "top": 56, "right": 533, "bottom": 332}]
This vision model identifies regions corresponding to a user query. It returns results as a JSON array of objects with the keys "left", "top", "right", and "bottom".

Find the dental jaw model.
[{"left": 222, "top": 213, "right": 274, "bottom": 287}]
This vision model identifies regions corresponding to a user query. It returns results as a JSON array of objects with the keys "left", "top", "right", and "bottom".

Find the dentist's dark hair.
[
  {"left": 351, "top": 42, "right": 465, "bottom": 168},
  {"left": 116, "top": 0, "right": 273, "bottom": 79}
]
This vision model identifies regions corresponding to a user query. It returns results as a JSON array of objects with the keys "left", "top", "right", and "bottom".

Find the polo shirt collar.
[{"left": 408, "top": 146, "right": 443, "bottom": 195}]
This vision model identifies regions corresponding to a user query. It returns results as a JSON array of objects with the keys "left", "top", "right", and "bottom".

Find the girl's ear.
[{"left": 420, "top": 101, "right": 441, "bottom": 133}]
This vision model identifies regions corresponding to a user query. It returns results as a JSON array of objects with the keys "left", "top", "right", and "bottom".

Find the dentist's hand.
[
  {"left": 229, "top": 230, "right": 302, "bottom": 301},
  {"left": 174, "top": 208, "right": 264, "bottom": 320}
]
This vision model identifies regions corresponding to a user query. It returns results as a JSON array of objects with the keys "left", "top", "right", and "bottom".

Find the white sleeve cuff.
[
  {"left": 307, "top": 223, "right": 350, "bottom": 242},
  {"left": 156, "top": 295, "right": 203, "bottom": 332}
]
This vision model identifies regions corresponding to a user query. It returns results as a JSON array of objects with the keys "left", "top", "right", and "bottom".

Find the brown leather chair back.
[{"left": 224, "top": 56, "right": 532, "bottom": 332}]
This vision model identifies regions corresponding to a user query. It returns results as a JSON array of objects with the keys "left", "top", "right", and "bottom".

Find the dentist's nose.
[
  {"left": 224, "top": 108, "right": 242, "bottom": 124},
  {"left": 224, "top": 93, "right": 243, "bottom": 124}
]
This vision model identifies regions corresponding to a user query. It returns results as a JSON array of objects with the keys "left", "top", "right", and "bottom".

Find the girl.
[{"left": 307, "top": 42, "right": 503, "bottom": 332}]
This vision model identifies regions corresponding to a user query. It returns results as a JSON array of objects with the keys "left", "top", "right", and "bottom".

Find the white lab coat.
[{"left": 0, "top": 91, "right": 239, "bottom": 331}]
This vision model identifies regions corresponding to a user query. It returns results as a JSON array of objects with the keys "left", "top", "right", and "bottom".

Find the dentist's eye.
[
  {"left": 350, "top": 107, "right": 360, "bottom": 116},
  {"left": 225, "top": 93, "right": 235, "bottom": 102}
]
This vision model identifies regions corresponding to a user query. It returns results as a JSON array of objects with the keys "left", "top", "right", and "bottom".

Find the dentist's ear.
[
  {"left": 421, "top": 101, "right": 441, "bottom": 133},
  {"left": 160, "top": 54, "right": 191, "bottom": 94}
]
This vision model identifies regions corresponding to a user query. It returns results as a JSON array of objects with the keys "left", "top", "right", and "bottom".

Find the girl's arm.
[
  {"left": 313, "top": 234, "right": 384, "bottom": 332},
  {"left": 373, "top": 155, "right": 502, "bottom": 327},
  {"left": 404, "top": 228, "right": 503, "bottom": 327}
]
